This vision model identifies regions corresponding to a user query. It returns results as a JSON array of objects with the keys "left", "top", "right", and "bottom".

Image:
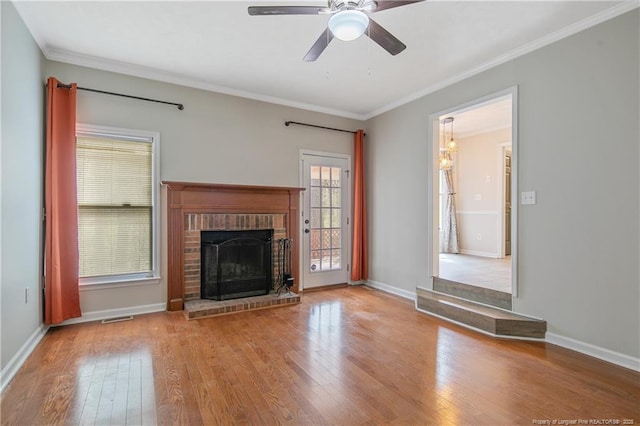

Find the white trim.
[
  {"left": 546, "top": 332, "right": 640, "bottom": 372},
  {"left": 365, "top": 280, "right": 417, "bottom": 301},
  {"left": 299, "top": 150, "right": 353, "bottom": 161},
  {"left": 364, "top": 1, "right": 639, "bottom": 120},
  {"left": 459, "top": 249, "right": 499, "bottom": 258},
  {"left": 510, "top": 88, "right": 519, "bottom": 297},
  {"left": 43, "top": 47, "right": 364, "bottom": 121},
  {"left": 76, "top": 124, "right": 158, "bottom": 140},
  {"left": 56, "top": 303, "right": 166, "bottom": 326},
  {"left": 427, "top": 112, "right": 440, "bottom": 284},
  {"left": 1, "top": 325, "right": 49, "bottom": 394},
  {"left": 79, "top": 276, "right": 161, "bottom": 291}
]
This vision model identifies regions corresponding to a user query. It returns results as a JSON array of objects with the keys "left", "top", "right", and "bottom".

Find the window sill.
[{"left": 79, "top": 276, "right": 161, "bottom": 291}]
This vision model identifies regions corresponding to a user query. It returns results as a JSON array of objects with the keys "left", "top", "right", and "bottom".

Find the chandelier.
[{"left": 439, "top": 116, "right": 457, "bottom": 170}]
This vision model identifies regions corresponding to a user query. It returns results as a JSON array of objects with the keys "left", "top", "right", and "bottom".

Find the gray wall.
[
  {"left": 1, "top": 2, "right": 46, "bottom": 371},
  {"left": 43, "top": 60, "right": 363, "bottom": 316},
  {"left": 365, "top": 10, "right": 639, "bottom": 358}
]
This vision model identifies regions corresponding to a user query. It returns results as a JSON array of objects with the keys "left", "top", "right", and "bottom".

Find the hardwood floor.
[{"left": 1, "top": 286, "right": 638, "bottom": 425}]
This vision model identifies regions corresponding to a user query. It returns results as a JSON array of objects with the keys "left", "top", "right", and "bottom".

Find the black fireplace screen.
[{"left": 201, "top": 229, "right": 273, "bottom": 301}]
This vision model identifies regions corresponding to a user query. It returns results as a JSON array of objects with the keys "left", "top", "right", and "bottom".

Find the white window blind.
[{"left": 76, "top": 135, "right": 153, "bottom": 278}]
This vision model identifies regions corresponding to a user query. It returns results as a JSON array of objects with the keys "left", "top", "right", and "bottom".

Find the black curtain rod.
[
  {"left": 57, "top": 83, "right": 184, "bottom": 110},
  {"left": 285, "top": 121, "right": 364, "bottom": 136}
]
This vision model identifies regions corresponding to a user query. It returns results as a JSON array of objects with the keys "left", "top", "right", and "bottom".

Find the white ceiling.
[{"left": 13, "top": 0, "right": 635, "bottom": 120}]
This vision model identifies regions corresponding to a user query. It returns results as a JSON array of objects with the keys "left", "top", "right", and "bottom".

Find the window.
[
  {"left": 76, "top": 125, "right": 159, "bottom": 285},
  {"left": 309, "top": 165, "right": 343, "bottom": 272}
]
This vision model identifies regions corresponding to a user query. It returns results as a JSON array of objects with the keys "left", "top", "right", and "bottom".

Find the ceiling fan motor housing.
[{"left": 330, "top": 0, "right": 377, "bottom": 12}]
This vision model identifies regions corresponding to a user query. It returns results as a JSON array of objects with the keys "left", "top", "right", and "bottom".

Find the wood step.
[
  {"left": 433, "top": 277, "right": 512, "bottom": 310},
  {"left": 416, "top": 288, "right": 546, "bottom": 338}
]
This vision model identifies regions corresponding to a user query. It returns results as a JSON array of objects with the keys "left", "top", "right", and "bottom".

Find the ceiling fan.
[{"left": 248, "top": 0, "right": 424, "bottom": 61}]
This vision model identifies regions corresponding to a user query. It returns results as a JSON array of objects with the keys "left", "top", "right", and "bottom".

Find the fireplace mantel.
[{"left": 163, "top": 181, "right": 304, "bottom": 311}]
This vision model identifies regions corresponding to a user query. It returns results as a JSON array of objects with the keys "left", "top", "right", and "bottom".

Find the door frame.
[
  {"left": 427, "top": 86, "right": 519, "bottom": 297},
  {"left": 299, "top": 149, "right": 353, "bottom": 291}
]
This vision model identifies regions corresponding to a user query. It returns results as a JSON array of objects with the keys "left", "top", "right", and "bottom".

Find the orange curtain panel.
[
  {"left": 45, "top": 77, "right": 81, "bottom": 324},
  {"left": 351, "top": 129, "right": 368, "bottom": 281}
]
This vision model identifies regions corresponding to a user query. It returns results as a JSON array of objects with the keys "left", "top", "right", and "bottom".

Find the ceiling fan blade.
[
  {"left": 367, "top": 18, "right": 406, "bottom": 56},
  {"left": 373, "top": 0, "right": 424, "bottom": 13},
  {"left": 304, "top": 28, "right": 334, "bottom": 62},
  {"left": 248, "top": 6, "right": 328, "bottom": 16}
]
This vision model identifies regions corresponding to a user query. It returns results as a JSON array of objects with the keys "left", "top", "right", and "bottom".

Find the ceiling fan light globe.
[{"left": 328, "top": 10, "right": 369, "bottom": 41}]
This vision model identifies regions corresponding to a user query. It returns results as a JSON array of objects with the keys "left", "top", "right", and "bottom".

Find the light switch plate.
[{"left": 521, "top": 191, "right": 536, "bottom": 205}]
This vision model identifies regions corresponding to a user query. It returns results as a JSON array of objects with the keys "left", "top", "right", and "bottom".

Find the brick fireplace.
[
  {"left": 163, "top": 182, "right": 304, "bottom": 311},
  {"left": 185, "top": 215, "right": 285, "bottom": 300}
]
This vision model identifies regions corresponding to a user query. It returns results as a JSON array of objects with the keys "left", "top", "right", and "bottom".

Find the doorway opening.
[{"left": 430, "top": 89, "right": 518, "bottom": 301}]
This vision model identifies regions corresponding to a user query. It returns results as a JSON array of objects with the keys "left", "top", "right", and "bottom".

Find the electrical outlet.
[
  {"left": 521, "top": 191, "right": 537, "bottom": 205},
  {"left": 476, "top": 233, "right": 482, "bottom": 240},
  {"left": 474, "top": 193, "right": 482, "bottom": 201}
]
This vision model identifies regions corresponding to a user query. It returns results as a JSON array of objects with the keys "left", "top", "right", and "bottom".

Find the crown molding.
[
  {"left": 37, "top": 1, "right": 638, "bottom": 122},
  {"left": 43, "top": 47, "right": 367, "bottom": 121},
  {"left": 363, "top": 0, "right": 640, "bottom": 120}
]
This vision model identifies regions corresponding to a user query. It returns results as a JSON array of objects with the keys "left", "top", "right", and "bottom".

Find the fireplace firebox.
[{"left": 201, "top": 229, "right": 273, "bottom": 301}]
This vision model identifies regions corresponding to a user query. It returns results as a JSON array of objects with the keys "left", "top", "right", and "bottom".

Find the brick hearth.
[{"left": 184, "top": 291, "right": 301, "bottom": 320}]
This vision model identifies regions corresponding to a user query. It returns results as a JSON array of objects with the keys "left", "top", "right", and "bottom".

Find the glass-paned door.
[{"left": 301, "top": 153, "right": 350, "bottom": 289}]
